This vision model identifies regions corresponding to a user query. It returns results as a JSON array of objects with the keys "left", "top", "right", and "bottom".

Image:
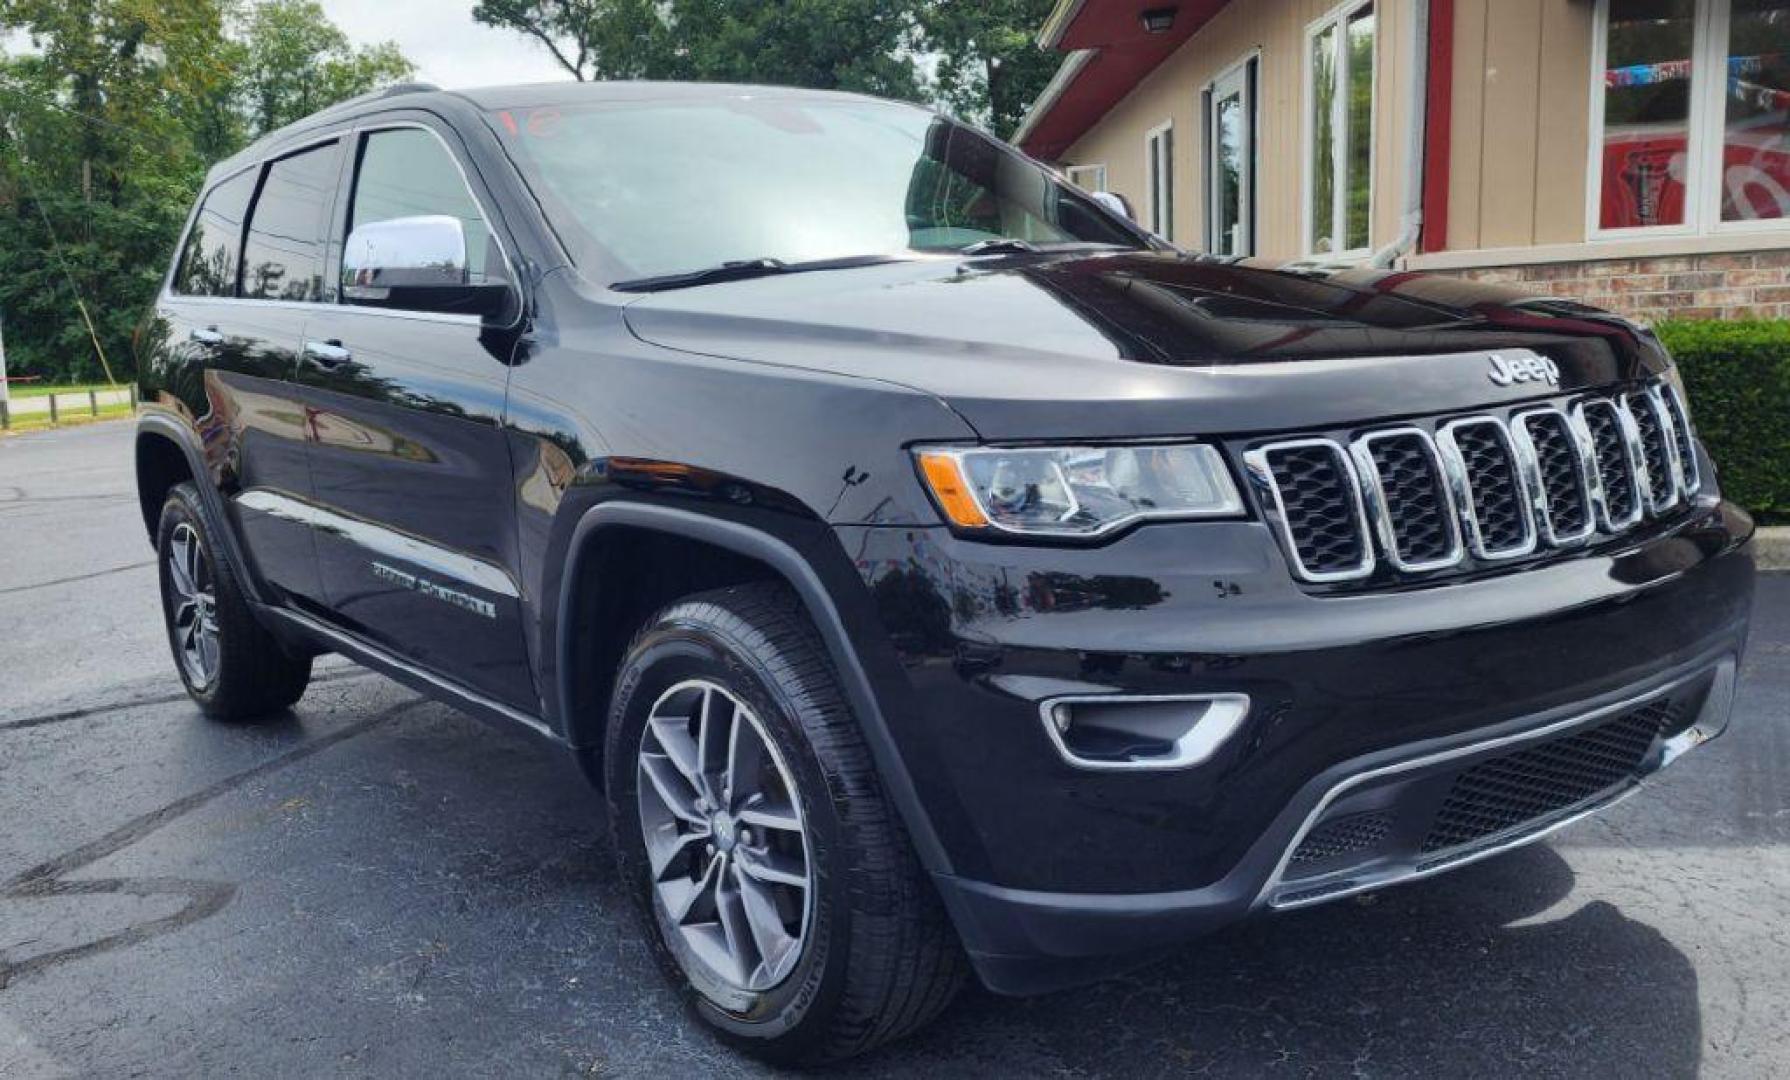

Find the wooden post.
[
  {"left": 1, "top": 400, "right": 9, "bottom": 430},
  {"left": 130, "top": 384, "right": 139, "bottom": 412},
  {"left": 89, "top": 389, "right": 99, "bottom": 417},
  {"left": 48, "top": 394, "right": 58, "bottom": 425}
]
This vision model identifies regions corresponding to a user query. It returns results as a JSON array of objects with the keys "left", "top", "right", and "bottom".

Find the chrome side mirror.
[
  {"left": 342, "top": 215, "right": 510, "bottom": 318},
  {"left": 1091, "top": 191, "right": 1134, "bottom": 222}
]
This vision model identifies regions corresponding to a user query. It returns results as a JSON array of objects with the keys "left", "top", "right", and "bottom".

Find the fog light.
[{"left": 1041, "top": 694, "right": 1250, "bottom": 771}]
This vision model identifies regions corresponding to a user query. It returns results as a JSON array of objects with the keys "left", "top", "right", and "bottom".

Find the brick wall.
[{"left": 1448, "top": 249, "right": 1790, "bottom": 323}]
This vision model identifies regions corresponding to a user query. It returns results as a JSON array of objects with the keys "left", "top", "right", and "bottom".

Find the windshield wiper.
[{"left": 613, "top": 253, "right": 901, "bottom": 293}]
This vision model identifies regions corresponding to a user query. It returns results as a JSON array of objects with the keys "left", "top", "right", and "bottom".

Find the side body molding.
[{"left": 554, "top": 501, "right": 955, "bottom": 878}]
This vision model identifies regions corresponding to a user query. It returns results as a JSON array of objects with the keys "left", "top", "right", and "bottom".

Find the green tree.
[
  {"left": 0, "top": 0, "right": 414, "bottom": 383},
  {"left": 238, "top": 0, "right": 415, "bottom": 137},
  {"left": 917, "top": 0, "right": 1058, "bottom": 138},
  {"left": 472, "top": 0, "right": 926, "bottom": 101}
]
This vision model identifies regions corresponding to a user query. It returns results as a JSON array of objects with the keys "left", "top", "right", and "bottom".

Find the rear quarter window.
[{"left": 173, "top": 169, "right": 258, "bottom": 298}]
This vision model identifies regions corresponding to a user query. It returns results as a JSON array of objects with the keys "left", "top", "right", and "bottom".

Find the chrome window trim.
[
  {"left": 1509, "top": 406, "right": 1598, "bottom": 547},
  {"left": 1349, "top": 427, "right": 1465, "bottom": 574},
  {"left": 1434, "top": 416, "right": 1538, "bottom": 561},
  {"left": 1243, "top": 438, "right": 1376, "bottom": 584},
  {"left": 1572, "top": 398, "right": 1646, "bottom": 532}
]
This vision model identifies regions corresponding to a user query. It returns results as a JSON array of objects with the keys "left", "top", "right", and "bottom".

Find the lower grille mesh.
[
  {"left": 1291, "top": 811, "right": 1394, "bottom": 864},
  {"left": 1420, "top": 701, "right": 1675, "bottom": 854}
]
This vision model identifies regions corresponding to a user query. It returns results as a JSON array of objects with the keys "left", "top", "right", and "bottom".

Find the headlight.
[{"left": 915, "top": 443, "right": 1243, "bottom": 538}]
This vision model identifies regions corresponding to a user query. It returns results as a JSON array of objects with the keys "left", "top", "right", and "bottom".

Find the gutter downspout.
[{"left": 1372, "top": 0, "right": 1431, "bottom": 268}]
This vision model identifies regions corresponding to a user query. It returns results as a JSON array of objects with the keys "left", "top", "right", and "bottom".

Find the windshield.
[{"left": 490, "top": 96, "right": 1145, "bottom": 284}]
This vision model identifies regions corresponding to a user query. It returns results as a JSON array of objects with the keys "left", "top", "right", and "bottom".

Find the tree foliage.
[
  {"left": 0, "top": 0, "right": 413, "bottom": 383},
  {"left": 471, "top": 0, "right": 1062, "bottom": 133}
]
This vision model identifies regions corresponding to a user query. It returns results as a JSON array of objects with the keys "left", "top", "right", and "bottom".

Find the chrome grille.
[
  {"left": 1512, "top": 409, "right": 1595, "bottom": 545},
  {"left": 1439, "top": 418, "right": 1535, "bottom": 559},
  {"left": 1355, "top": 429, "right": 1462, "bottom": 571},
  {"left": 1249, "top": 441, "right": 1371, "bottom": 581},
  {"left": 1660, "top": 385, "right": 1700, "bottom": 496},
  {"left": 1250, "top": 378, "right": 1698, "bottom": 585},
  {"left": 1576, "top": 398, "right": 1644, "bottom": 530}
]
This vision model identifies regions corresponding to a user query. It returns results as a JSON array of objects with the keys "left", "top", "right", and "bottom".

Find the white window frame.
[
  {"left": 1065, "top": 163, "right": 1109, "bottom": 192},
  {"left": 1144, "top": 120, "right": 1176, "bottom": 241},
  {"left": 1205, "top": 50, "right": 1260, "bottom": 257},
  {"left": 1302, "top": 0, "right": 1378, "bottom": 261},
  {"left": 1588, "top": 0, "right": 1790, "bottom": 240}
]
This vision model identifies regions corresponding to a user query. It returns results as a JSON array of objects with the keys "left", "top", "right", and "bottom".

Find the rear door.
[
  {"left": 157, "top": 142, "right": 342, "bottom": 606},
  {"left": 298, "top": 121, "right": 535, "bottom": 710}
]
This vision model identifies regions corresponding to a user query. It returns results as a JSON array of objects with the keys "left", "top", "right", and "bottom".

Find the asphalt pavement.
[{"left": 2, "top": 421, "right": 1787, "bottom": 1078}]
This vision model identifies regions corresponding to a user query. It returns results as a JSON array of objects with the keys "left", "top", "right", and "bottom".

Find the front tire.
[
  {"left": 605, "top": 583, "right": 965, "bottom": 1064},
  {"left": 156, "top": 482, "right": 311, "bottom": 720}
]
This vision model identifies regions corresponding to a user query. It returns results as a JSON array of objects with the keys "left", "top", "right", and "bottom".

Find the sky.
[{"left": 316, "top": 1, "right": 574, "bottom": 89}]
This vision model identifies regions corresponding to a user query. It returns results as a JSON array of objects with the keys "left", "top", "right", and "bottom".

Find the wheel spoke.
[
  {"left": 647, "top": 711, "right": 704, "bottom": 794},
  {"left": 713, "top": 865, "right": 759, "bottom": 984},
  {"left": 644, "top": 822, "right": 709, "bottom": 882},
  {"left": 733, "top": 861, "right": 799, "bottom": 979},
  {"left": 726, "top": 708, "right": 767, "bottom": 811},
  {"left": 639, "top": 752, "right": 706, "bottom": 825},
  {"left": 737, "top": 798, "right": 803, "bottom": 836},
  {"left": 736, "top": 847, "right": 808, "bottom": 889},
  {"left": 696, "top": 687, "right": 732, "bottom": 805},
  {"left": 167, "top": 535, "right": 196, "bottom": 599},
  {"left": 673, "top": 852, "right": 725, "bottom": 926}
]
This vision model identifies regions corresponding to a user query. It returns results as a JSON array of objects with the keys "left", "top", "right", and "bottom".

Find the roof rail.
[{"left": 378, "top": 81, "right": 442, "bottom": 100}]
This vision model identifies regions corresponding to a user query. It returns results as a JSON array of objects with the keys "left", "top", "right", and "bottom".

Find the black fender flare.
[
  {"left": 553, "top": 501, "right": 954, "bottom": 878},
  {"left": 135, "top": 412, "right": 267, "bottom": 607}
]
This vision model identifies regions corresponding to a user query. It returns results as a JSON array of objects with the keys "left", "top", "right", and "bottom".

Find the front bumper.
[{"left": 833, "top": 495, "right": 1754, "bottom": 994}]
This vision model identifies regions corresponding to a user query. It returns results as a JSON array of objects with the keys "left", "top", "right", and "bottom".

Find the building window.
[
  {"left": 1593, "top": 0, "right": 1790, "bottom": 235},
  {"left": 1065, "top": 164, "right": 1109, "bottom": 192},
  {"left": 1205, "top": 54, "right": 1259, "bottom": 257},
  {"left": 1145, "top": 121, "right": 1175, "bottom": 240},
  {"left": 1305, "top": 0, "right": 1376, "bottom": 257}
]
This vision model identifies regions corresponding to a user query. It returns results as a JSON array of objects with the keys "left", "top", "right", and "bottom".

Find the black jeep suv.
[{"left": 135, "top": 81, "right": 1755, "bottom": 1062}]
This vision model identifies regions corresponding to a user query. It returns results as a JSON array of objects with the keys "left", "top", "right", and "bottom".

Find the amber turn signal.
[{"left": 916, "top": 451, "right": 991, "bottom": 529}]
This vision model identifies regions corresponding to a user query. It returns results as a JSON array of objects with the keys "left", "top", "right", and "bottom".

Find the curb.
[{"left": 1758, "top": 525, "right": 1790, "bottom": 573}]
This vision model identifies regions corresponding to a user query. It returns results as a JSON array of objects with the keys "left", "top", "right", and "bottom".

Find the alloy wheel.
[
  {"left": 636, "top": 679, "right": 814, "bottom": 993},
  {"left": 167, "top": 521, "right": 220, "bottom": 690}
]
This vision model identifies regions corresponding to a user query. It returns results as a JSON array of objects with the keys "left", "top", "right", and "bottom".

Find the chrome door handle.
[
  {"left": 302, "top": 340, "right": 352, "bottom": 368},
  {"left": 189, "top": 326, "right": 223, "bottom": 345}
]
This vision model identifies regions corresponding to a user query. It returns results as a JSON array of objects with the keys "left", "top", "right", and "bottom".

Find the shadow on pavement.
[{"left": 877, "top": 843, "right": 1703, "bottom": 1076}]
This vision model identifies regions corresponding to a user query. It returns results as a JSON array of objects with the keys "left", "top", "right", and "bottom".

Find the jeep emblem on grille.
[{"left": 1487, "top": 353, "right": 1560, "bottom": 388}]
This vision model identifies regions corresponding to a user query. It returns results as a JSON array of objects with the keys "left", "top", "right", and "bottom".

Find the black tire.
[
  {"left": 156, "top": 482, "right": 312, "bottom": 721},
  {"left": 605, "top": 582, "right": 966, "bottom": 1064}
]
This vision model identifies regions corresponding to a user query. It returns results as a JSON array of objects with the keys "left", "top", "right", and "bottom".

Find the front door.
[{"left": 299, "top": 122, "right": 536, "bottom": 711}]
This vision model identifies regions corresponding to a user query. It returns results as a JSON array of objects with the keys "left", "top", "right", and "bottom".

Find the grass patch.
[{"left": 3, "top": 382, "right": 126, "bottom": 399}]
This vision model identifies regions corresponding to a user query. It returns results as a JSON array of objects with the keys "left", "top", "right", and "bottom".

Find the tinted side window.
[
  {"left": 242, "top": 142, "right": 342, "bottom": 302},
  {"left": 350, "top": 128, "right": 492, "bottom": 279},
  {"left": 173, "top": 169, "right": 257, "bottom": 297}
]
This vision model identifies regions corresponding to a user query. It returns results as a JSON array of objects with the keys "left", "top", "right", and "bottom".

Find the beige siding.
[
  {"left": 1443, "top": 0, "right": 1594, "bottom": 250},
  {"left": 1057, "top": 0, "right": 1601, "bottom": 259},
  {"left": 1061, "top": 0, "right": 1424, "bottom": 260}
]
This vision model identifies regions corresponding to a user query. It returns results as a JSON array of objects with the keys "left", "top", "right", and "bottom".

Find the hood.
[{"left": 622, "top": 251, "right": 1670, "bottom": 440}]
